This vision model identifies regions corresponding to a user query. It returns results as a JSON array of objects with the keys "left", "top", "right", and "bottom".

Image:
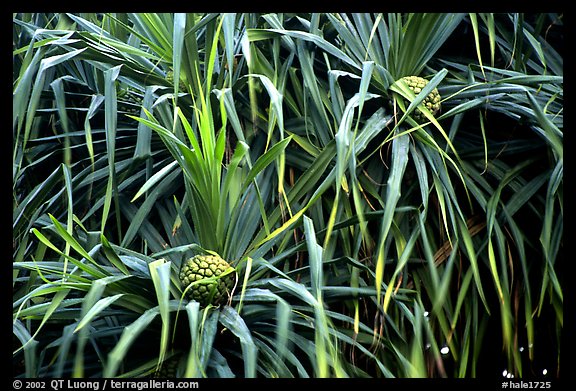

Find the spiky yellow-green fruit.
[
  {"left": 117, "top": 87, "right": 143, "bottom": 116},
  {"left": 154, "top": 354, "right": 182, "bottom": 378},
  {"left": 394, "top": 76, "right": 441, "bottom": 123},
  {"left": 179, "top": 254, "right": 236, "bottom": 307},
  {"left": 165, "top": 70, "right": 187, "bottom": 92}
]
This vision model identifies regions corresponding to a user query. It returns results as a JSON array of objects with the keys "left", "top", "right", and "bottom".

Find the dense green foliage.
[{"left": 13, "top": 13, "right": 562, "bottom": 378}]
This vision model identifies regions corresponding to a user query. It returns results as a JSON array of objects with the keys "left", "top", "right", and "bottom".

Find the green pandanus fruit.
[
  {"left": 179, "top": 254, "right": 236, "bottom": 307},
  {"left": 394, "top": 75, "right": 441, "bottom": 123}
]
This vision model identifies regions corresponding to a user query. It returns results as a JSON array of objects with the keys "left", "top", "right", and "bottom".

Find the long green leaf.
[{"left": 218, "top": 306, "right": 257, "bottom": 378}]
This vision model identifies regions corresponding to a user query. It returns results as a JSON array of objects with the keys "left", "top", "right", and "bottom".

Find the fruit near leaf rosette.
[
  {"left": 395, "top": 76, "right": 441, "bottom": 124},
  {"left": 166, "top": 70, "right": 187, "bottom": 92},
  {"left": 154, "top": 354, "right": 182, "bottom": 378},
  {"left": 117, "top": 87, "right": 143, "bottom": 116},
  {"left": 179, "top": 254, "right": 236, "bottom": 307}
]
